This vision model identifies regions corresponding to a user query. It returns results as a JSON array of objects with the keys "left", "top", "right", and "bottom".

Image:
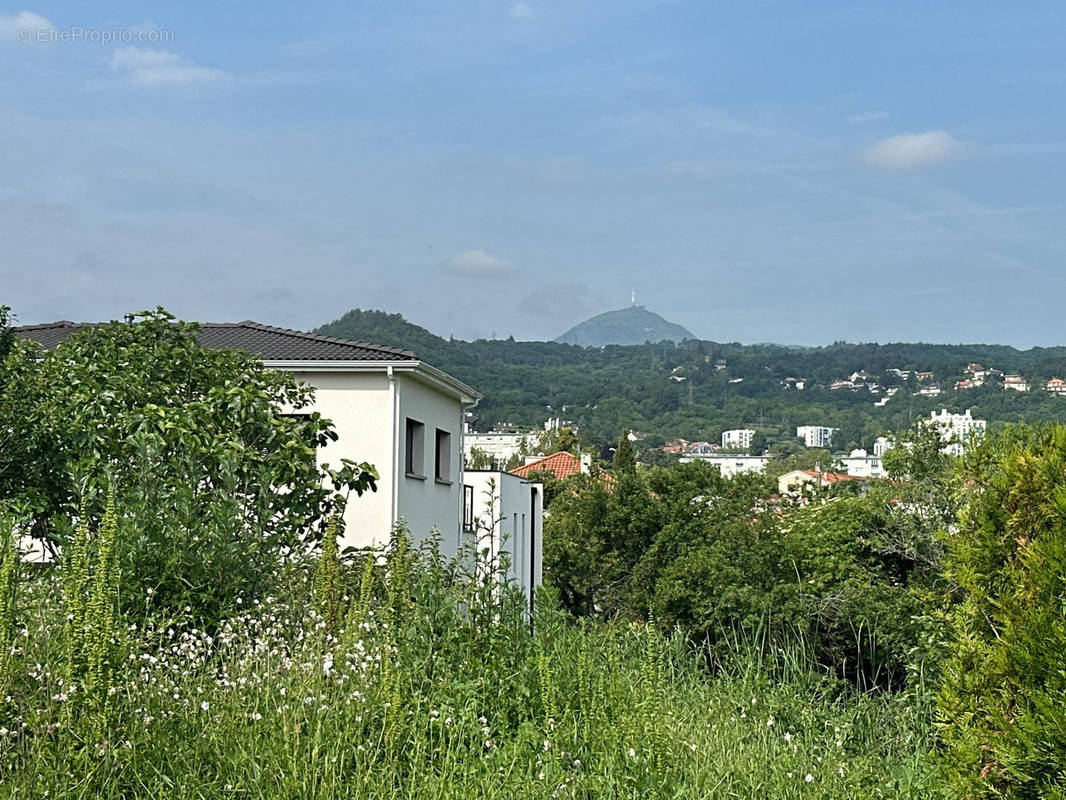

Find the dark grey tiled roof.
[{"left": 14, "top": 320, "right": 419, "bottom": 362}]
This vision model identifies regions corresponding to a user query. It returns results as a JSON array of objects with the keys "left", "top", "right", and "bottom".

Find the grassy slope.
[{"left": 1, "top": 546, "right": 938, "bottom": 799}]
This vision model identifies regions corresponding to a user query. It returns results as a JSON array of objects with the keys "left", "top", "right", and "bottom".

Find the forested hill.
[{"left": 316, "top": 309, "right": 1066, "bottom": 449}]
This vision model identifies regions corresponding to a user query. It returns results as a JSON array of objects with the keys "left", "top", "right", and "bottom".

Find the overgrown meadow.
[{"left": 0, "top": 518, "right": 937, "bottom": 800}]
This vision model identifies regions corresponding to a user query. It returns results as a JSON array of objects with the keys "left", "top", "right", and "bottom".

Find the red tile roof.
[
  {"left": 798, "top": 470, "right": 866, "bottom": 483},
  {"left": 510, "top": 451, "right": 583, "bottom": 480}
]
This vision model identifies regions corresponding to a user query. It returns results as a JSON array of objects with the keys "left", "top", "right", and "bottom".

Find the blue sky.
[{"left": 2, "top": 2, "right": 1065, "bottom": 345}]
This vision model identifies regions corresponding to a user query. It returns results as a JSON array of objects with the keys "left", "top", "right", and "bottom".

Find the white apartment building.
[
  {"left": 928, "top": 408, "right": 987, "bottom": 456},
  {"left": 797, "top": 425, "right": 837, "bottom": 449},
  {"left": 721, "top": 428, "right": 755, "bottom": 450},
  {"left": 463, "top": 430, "right": 530, "bottom": 466},
  {"left": 678, "top": 453, "right": 770, "bottom": 477}
]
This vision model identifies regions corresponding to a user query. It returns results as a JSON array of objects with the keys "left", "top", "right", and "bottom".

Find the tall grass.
[{"left": 0, "top": 528, "right": 939, "bottom": 799}]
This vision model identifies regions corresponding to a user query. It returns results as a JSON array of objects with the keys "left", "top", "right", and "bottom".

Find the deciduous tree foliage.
[
  {"left": 0, "top": 309, "right": 376, "bottom": 625},
  {"left": 545, "top": 453, "right": 949, "bottom": 690}
]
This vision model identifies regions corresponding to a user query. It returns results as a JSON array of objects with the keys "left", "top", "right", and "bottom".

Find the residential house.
[
  {"left": 1046, "top": 378, "right": 1066, "bottom": 396},
  {"left": 837, "top": 449, "right": 886, "bottom": 479},
  {"left": 510, "top": 451, "right": 589, "bottom": 480},
  {"left": 1003, "top": 374, "right": 1029, "bottom": 392},
  {"left": 16, "top": 320, "right": 483, "bottom": 561},
  {"left": 777, "top": 469, "right": 866, "bottom": 497},
  {"left": 678, "top": 452, "right": 770, "bottom": 477}
]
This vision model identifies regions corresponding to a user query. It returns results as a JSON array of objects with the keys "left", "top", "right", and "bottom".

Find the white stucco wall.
[
  {"left": 277, "top": 365, "right": 471, "bottom": 555},
  {"left": 395, "top": 372, "right": 466, "bottom": 557},
  {"left": 286, "top": 369, "right": 395, "bottom": 551},
  {"left": 464, "top": 470, "right": 543, "bottom": 609}
]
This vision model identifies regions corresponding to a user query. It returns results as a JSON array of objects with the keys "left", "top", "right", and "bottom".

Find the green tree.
[
  {"left": 465, "top": 445, "right": 497, "bottom": 471},
  {"left": 937, "top": 426, "right": 1066, "bottom": 798},
  {"left": 612, "top": 430, "right": 636, "bottom": 472},
  {"left": 0, "top": 310, "right": 376, "bottom": 625}
]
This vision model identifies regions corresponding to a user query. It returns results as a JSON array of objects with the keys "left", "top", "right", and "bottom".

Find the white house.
[
  {"left": 837, "top": 449, "right": 886, "bottom": 479},
  {"left": 1003, "top": 374, "right": 1029, "bottom": 392},
  {"left": 679, "top": 453, "right": 770, "bottom": 477},
  {"left": 1046, "top": 378, "right": 1066, "bottom": 396},
  {"left": 721, "top": 428, "right": 755, "bottom": 451},
  {"left": 873, "top": 436, "right": 894, "bottom": 458},
  {"left": 464, "top": 470, "right": 544, "bottom": 613},
  {"left": 796, "top": 425, "right": 837, "bottom": 449},
  {"left": 16, "top": 321, "right": 484, "bottom": 561}
]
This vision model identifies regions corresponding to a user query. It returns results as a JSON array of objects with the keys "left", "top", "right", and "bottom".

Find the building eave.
[{"left": 263, "top": 359, "right": 482, "bottom": 404}]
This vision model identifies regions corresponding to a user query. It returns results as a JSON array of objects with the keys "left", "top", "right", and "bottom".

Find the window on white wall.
[
  {"left": 435, "top": 429, "right": 451, "bottom": 483},
  {"left": 405, "top": 418, "right": 425, "bottom": 477}
]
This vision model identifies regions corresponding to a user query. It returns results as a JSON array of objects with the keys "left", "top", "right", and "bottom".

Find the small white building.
[
  {"left": 1003, "top": 374, "right": 1029, "bottom": 392},
  {"left": 721, "top": 428, "right": 755, "bottom": 451},
  {"left": 837, "top": 449, "right": 887, "bottom": 479},
  {"left": 873, "top": 436, "right": 894, "bottom": 458},
  {"left": 796, "top": 425, "right": 837, "bottom": 449},
  {"left": 1046, "top": 378, "right": 1066, "bottom": 396},
  {"left": 928, "top": 408, "right": 986, "bottom": 456},
  {"left": 679, "top": 453, "right": 770, "bottom": 477},
  {"left": 463, "top": 470, "right": 543, "bottom": 613}
]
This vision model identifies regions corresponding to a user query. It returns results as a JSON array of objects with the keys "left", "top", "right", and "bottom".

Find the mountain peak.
[{"left": 556, "top": 304, "right": 695, "bottom": 347}]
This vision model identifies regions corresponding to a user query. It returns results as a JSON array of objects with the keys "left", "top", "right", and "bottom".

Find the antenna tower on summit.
[{"left": 631, "top": 290, "right": 637, "bottom": 307}]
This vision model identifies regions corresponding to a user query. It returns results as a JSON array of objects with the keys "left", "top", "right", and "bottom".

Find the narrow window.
[
  {"left": 463, "top": 484, "right": 474, "bottom": 532},
  {"left": 405, "top": 418, "right": 425, "bottom": 477},
  {"left": 435, "top": 428, "right": 451, "bottom": 482}
]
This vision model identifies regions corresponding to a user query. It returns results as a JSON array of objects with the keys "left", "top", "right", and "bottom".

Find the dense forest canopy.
[{"left": 318, "top": 309, "right": 1066, "bottom": 450}]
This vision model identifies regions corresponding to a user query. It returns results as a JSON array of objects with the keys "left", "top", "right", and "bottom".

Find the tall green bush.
[{"left": 937, "top": 425, "right": 1066, "bottom": 798}]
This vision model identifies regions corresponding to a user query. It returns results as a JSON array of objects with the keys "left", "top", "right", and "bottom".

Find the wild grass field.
[{"left": 0, "top": 529, "right": 938, "bottom": 800}]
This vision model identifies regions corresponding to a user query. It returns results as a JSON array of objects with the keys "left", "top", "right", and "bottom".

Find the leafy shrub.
[
  {"left": 937, "top": 425, "right": 1066, "bottom": 798},
  {"left": 547, "top": 457, "right": 947, "bottom": 690},
  {"left": 0, "top": 310, "right": 376, "bottom": 626}
]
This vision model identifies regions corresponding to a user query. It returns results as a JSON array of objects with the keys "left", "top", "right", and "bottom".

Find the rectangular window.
[
  {"left": 405, "top": 418, "right": 425, "bottom": 477},
  {"left": 435, "top": 428, "right": 452, "bottom": 483},
  {"left": 463, "top": 484, "right": 474, "bottom": 532}
]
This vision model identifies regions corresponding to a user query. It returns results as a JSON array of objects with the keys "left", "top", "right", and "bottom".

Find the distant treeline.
[{"left": 318, "top": 309, "right": 1066, "bottom": 450}]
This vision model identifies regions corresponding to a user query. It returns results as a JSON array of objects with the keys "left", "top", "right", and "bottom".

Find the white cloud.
[
  {"left": 0, "top": 10, "right": 53, "bottom": 42},
  {"left": 848, "top": 110, "right": 888, "bottom": 125},
  {"left": 861, "top": 131, "right": 967, "bottom": 170},
  {"left": 444, "top": 249, "right": 516, "bottom": 277},
  {"left": 110, "top": 47, "right": 226, "bottom": 86},
  {"left": 510, "top": 2, "right": 536, "bottom": 19}
]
